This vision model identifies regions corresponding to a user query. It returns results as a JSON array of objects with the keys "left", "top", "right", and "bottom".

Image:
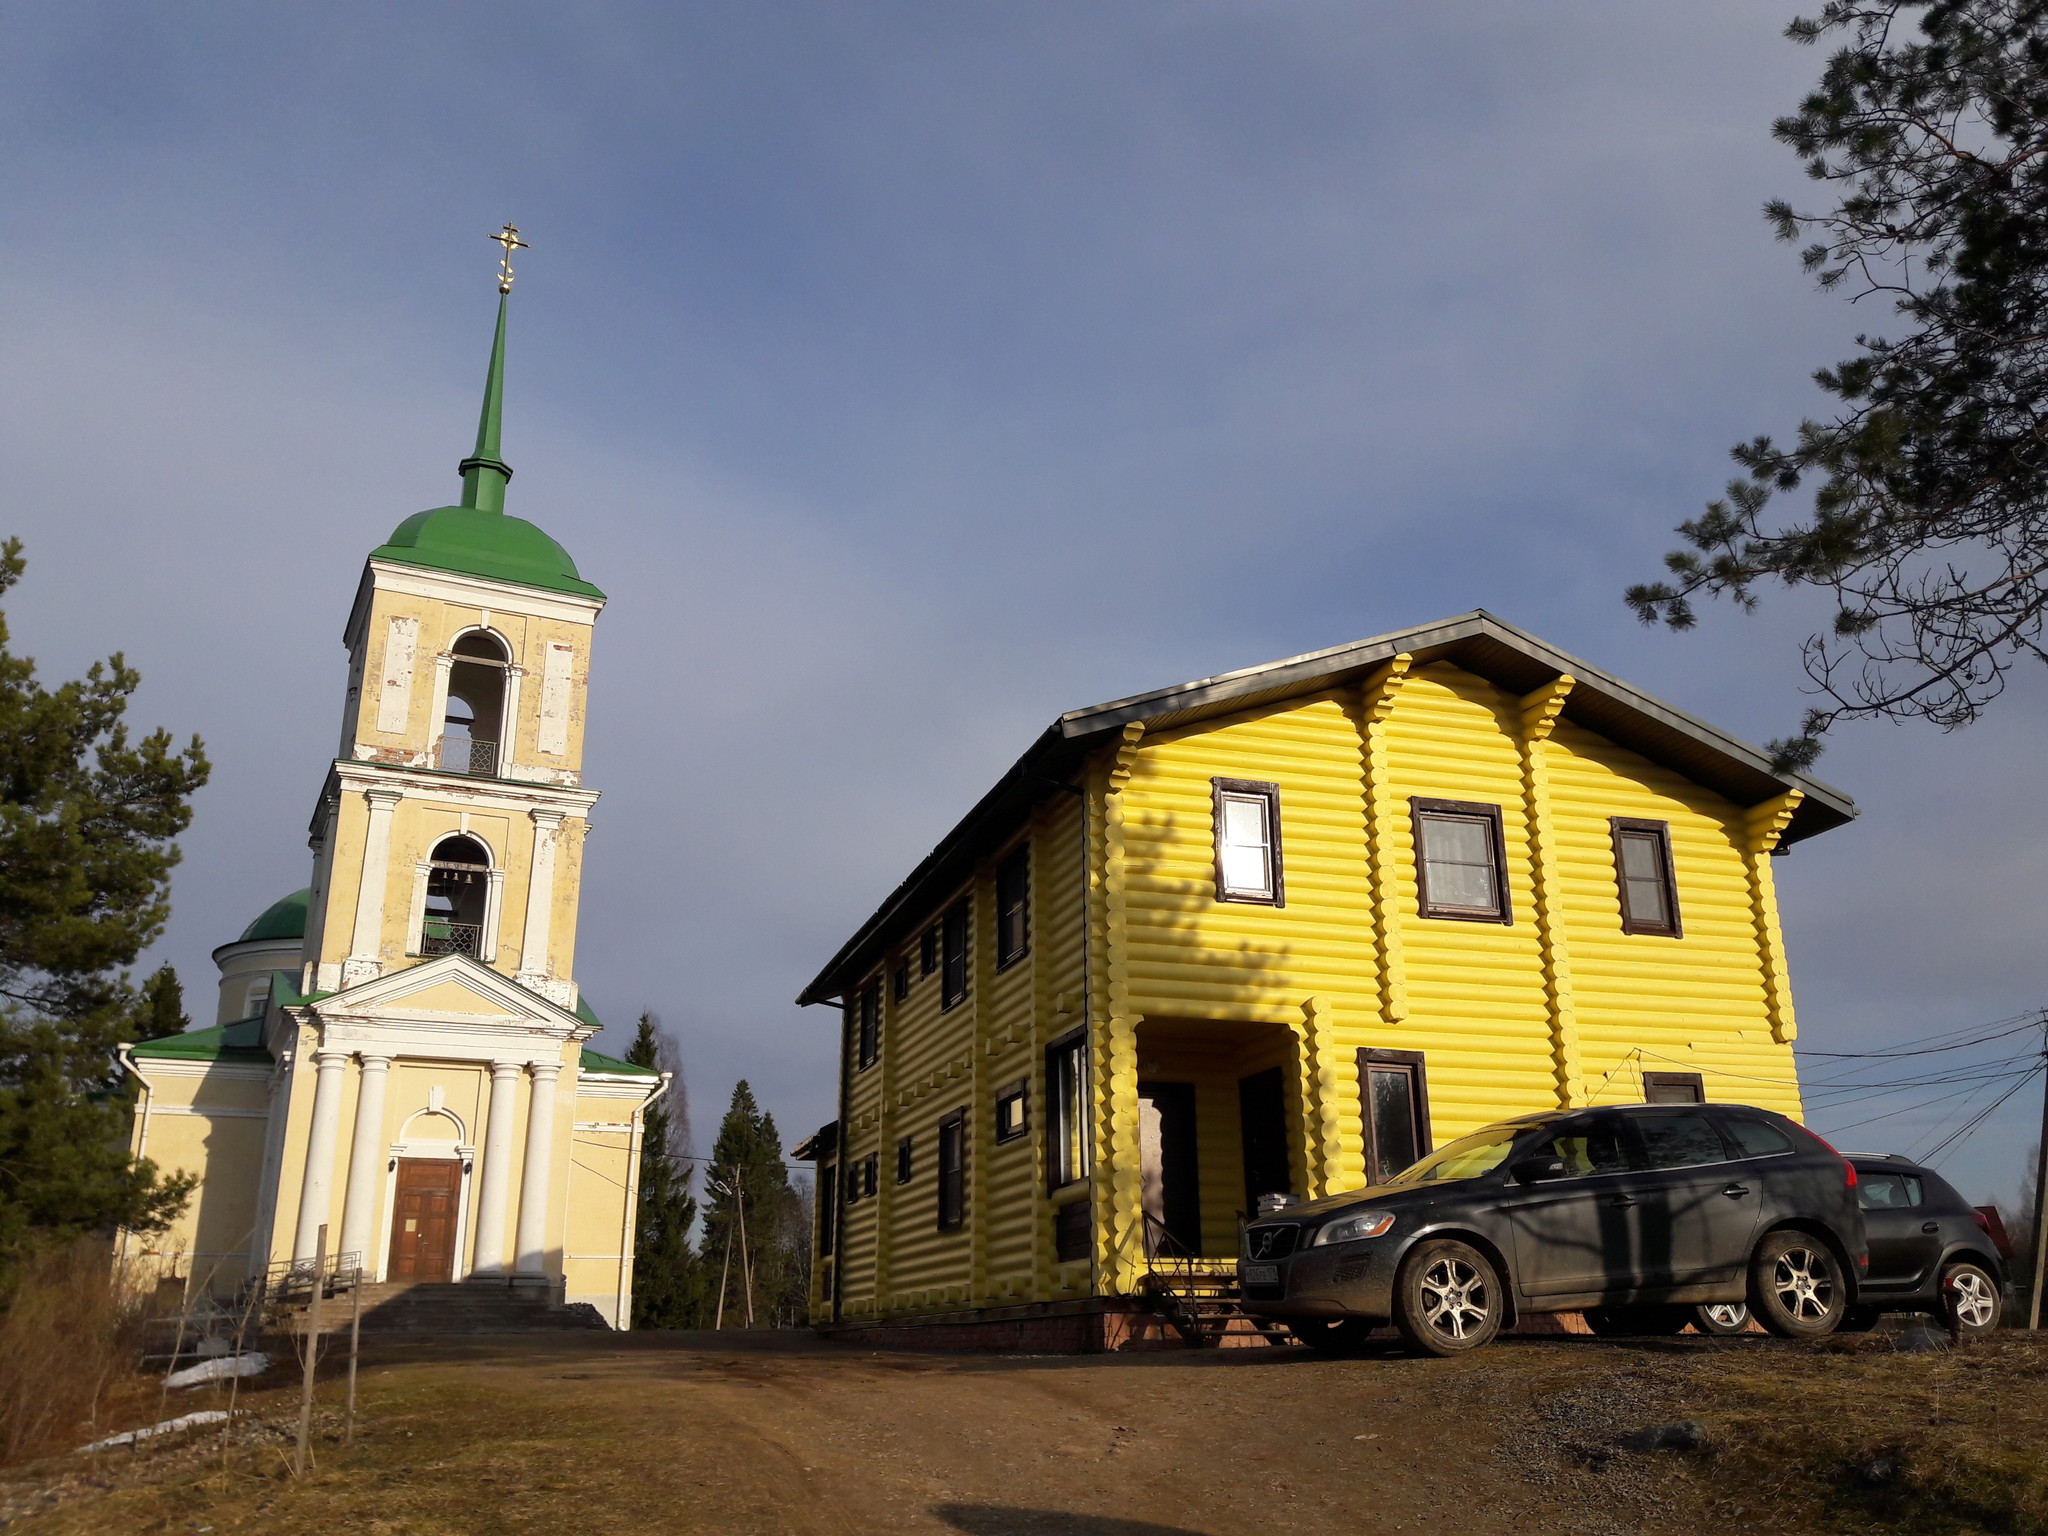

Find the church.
[{"left": 121, "top": 245, "right": 663, "bottom": 1327}]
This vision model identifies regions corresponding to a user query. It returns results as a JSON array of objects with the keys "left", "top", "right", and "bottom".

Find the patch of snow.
[
  {"left": 78, "top": 1410, "right": 229, "bottom": 1453},
  {"left": 165, "top": 1352, "right": 270, "bottom": 1388}
]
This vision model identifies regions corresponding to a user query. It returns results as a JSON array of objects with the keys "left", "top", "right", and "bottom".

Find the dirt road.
[{"left": 10, "top": 1327, "right": 2046, "bottom": 1534}]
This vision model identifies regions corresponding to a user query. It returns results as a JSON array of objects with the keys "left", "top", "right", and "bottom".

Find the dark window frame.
[
  {"left": 1356, "top": 1047, "right": 1433, "bottom": 1183},
  {"left": 936, "top": 1109, "right": 967, "bottom": 1230},
  {"left": 1053, "top": 1199, "right": 1091, "bottom": 1264},
  {"left": 940, "top": 900, "right": 970, "bottom": 1012},
  {"left": 1410, "top": 797, "right": 1512, "bottom": 924},
  {"left": 861, "top": 1152, "right": 879, "bottom": 1200},
  {"left": 1211, "top": 777, "right": 1285, "bottom": 906},
  {"left": 896, "top": 1136, "right": 913, "bottom": 1185},
  {"left": 1045, "top": 1027, "right": 1091, "bottom": 1193},
  {"left": 1610, "top": 818, "right": 1683, "bottom": 937},
  {"left": 995, "top": 846, "right": 1031, "bottom": 970},
  {"left": 855, "top": 980, "right": 881, "bottom": 1070},
  {"left": 919, "top": 926, "right": 939, "bottom": 976},
  {"left": 892, "top": 961, "right": 910, "bottom": 1001},
  {"left": 994, "top": 1078, "right": 1029, "bottom": 1143},
  {"left": 1643, "top": 1070, "right": 1705, "bottom": 1105}
]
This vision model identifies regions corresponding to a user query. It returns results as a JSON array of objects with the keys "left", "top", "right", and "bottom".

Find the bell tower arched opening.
[
  {"left": 439, "top": 631, "right": 509, "bottom": 776},
  {"left": 421, "top": 834, "right": 492, "bottom": 956}
]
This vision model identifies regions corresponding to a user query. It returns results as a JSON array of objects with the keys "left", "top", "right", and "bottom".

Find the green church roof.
[
  {"left": 579, "top": 1046, "right": 657, "bottom": 1077},
  {"left": 370, "top": 506, "right": 603, "bottom": 599},
  {"left": 368, "top": 291, "right": 603, "bottom": 602},
  {"left": 239, "top": 888, "right": 310, "bottom": 943},
  {"left": 131, "top": 1014, "right": 272, "bottom": 1063}
]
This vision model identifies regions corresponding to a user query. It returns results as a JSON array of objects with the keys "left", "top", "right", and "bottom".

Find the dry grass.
[{"left": 0, "top": 1241, "right": 154, "bottom": 1468}]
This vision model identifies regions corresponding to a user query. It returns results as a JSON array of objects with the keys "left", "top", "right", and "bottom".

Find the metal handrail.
[
  {"left": 436, "top": 735, "right": 499, "bottom": 776},
  {"left": 419, "top": 922, "right": 483, "bottom": 957}
]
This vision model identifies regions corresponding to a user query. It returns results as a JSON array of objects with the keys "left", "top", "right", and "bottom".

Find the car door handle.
[
  {"left": 1606, "top": 1195, "right": 1638, "bottom": 1208},
  {"left": 1922, "top": 1221, "right": 1940, "bottom": 1234},
  {"left": 1722, "top": 1184, "right": 1751, "bottom": 1199}
]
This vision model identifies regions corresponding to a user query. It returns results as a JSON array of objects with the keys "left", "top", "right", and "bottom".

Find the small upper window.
[
  {"left": 937, "top": 1111, "right": 967, "bottom": 1230},
  {"left": 892, "top": 962, "right": 910, "bottom": 1002},
  {"left": 941, "top": 901, "right": 970, "bottom": 1011},
  {"left": 1643, "top": 1070, "right": 1704, "bottom": 1105},
  {"left": 1212, "top": 778, "right": 1283, "bottom": 905},
  {"left": 855, "top": 981, "right": 880, "bottom": 1070},
  {"left": 861, "top": 1153, "right": 879, "bottom": 1200},
  {"left": 896, "top": 1136, "right": 913, "bottom": 1185},
  {"left": 919, "top": 926, "right": 939, "bottom": 976},
  {"left": 995, "top": 1080, "right": 1029, "bottom": 1143},
  {"left": 996, "top": 848, "right": 1030, "bottom": 969},
  {"left": 1612, "top": 819, "right": 1681, "bottom": 936},
  {"left": 1411, "top": 799, "right": 1509, "bottom": 923}
]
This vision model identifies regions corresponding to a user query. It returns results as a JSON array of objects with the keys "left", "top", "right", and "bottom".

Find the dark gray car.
[
  {"left": 1239, "top": 1102, "right": 1869, "bottom": 1355},
  {"left": 1841, "top": 1154, "right": 2006, "bottom": 1335}
]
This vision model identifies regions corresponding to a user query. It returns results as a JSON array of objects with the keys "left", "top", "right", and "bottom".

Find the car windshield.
[{"left": 1385, "top": 1124, "right": 1525, "bottom": 1185}]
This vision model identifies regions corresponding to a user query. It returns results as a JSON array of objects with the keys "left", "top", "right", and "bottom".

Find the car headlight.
[{"left": 1311, "top": 1212, "right": 1395, "bottom": 1245}]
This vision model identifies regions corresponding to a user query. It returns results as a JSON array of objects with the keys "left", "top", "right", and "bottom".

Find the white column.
[
  {"left": 337, "top": 1053, "right": 393, "bottom": 1271},
  {"left": 345, "top": 787, "right": 404, "bottom": 986},
  {"left": 292, "top": 1050, "right": 351, "bottom": 1261},
  {"left": 470, "top": 1059, "right": 523, "bottom": 1278},
  {"left": 517, "top": 810, "right": 564, "bottom": 985},
  {"left": 514, "top": 1062, "right": 561, "bottom": 1279}
]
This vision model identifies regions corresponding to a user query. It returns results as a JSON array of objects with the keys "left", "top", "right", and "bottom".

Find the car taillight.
[{"left": 1804, "top": 1127, "right": 1856, "bottom": 1188}]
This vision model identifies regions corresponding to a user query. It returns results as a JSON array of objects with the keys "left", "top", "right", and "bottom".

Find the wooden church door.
[{"left": 387, "top": 1158, "right": 460, "bottom": 1281}]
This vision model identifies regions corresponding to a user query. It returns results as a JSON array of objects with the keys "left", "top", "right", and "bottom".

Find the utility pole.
[
  {"left": 2029, "top": 1015, "right": 2048, "bottom": 1329},
  {"left": 713, "top": 1167, "right": 735, "bottom": 1330},
  {"left": 293, "top": 1225, "right": 326, "bottom": 1476},
  {"left": 737, "top": 1176, "right": 755, "bottom": 1328}
]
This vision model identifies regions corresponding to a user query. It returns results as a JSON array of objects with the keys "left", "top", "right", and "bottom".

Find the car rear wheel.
[
  {"left": 1748, "top": 1230, "right": 1847, "bottom": 1338},
  {"left": 1393, "top": 1239, "right": 1503, "bottom": 1357},
  {"left": 1582, "top": 1305, "right": 1691, "bottom": 1337},
  {"left": 1941, "top": 1262, "right": 2003, "bottom": 1337},
  {"left": 1692, "top": 1302, "right": 1751, "bottom": 1336},
  {"left": 1291, "top": 1318, "right": 1375, "bottom": 1354}
]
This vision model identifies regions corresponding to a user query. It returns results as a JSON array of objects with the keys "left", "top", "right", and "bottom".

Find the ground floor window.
[
  {"left": 1643, "top": 1070, "right": 1704, "bottom": 1104},
  {"left": 1358, "top": 1048, "right": 1431, "bottom": 1183},
  {"left": 937, "top": 1111, "right": 966, "bottom": 1230},
  {"left": 1053, "top": 1199, "right": 1090, "bottom": 1264},
  {"left": 1045, "top": 1031, "right": 1090, "bottom": 1190}
]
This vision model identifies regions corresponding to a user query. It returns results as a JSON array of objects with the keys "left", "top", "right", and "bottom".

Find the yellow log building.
[
  {"left": 795, "top": 613, "right": 1855, "bottom": 1348},
  {"left": 121, "top": 290, "right": 663, "bottom": 1324}
]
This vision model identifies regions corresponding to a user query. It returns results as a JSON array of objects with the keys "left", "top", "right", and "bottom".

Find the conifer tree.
[
  {"left": 1630, "top": 2, "right": 2048, "bottom": 767},
  {"left": 627, "top": 1011, "right": 699, "bottom": 1328},
  {"left": 702, "top": 1081, "right": 808, "bottom": 1326},
  {"left": 133, "top": 966, "right": 189, "bottom": 1044},
  {"left": 0, "top": 540, "right": 208, "bottom": 1277}
]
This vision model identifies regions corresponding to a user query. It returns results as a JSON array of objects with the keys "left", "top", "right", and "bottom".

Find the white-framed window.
[{"left": 1211, "top": 777, "right": 1283, "bottom": 905}]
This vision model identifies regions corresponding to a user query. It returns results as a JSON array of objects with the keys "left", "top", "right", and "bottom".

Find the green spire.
[{"left": 457, "top": 293, "right": 513, "bottom": 513}]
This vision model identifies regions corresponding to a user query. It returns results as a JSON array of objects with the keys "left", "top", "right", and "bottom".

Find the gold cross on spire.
[{"left": 490, "top": 223, "right": 530, "bottom": 294}]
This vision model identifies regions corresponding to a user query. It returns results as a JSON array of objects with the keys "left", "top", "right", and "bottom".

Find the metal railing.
[
  {"left": 436, "top": 735, "right": 499, "bottom": 776},
  {"left": 261, "top": 1250, "right": 365, "bottom": 1307},
  {"left": 419, "top": 922, "right": 483, "bottom": 957}
]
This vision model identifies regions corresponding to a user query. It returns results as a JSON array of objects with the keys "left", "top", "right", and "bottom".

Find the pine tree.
[
  {"left": 627, "top": 1011, "right": 699, "bottom": 1328},
  {"left": 132, "top": 966, "right": 189, "bottom": 1044},
  {"left": 702, "top": 1081, "right": 807, "bottom": 1327},
  {"left": 0, "top": 540, "right": 208, "bottom": 1279}
]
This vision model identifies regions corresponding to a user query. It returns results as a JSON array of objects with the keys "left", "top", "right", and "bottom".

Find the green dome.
[
  {"left": 240, "top": 889, "right": 310, "bottom": 943},
  {"left": 371, "top": 506, "right": 605, "bottom": 600}
]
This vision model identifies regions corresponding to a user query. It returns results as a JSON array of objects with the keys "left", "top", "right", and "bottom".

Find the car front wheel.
[
  {"left": 1393, "top": 1239, "right": 1503, "bottom": 1357},
  {"left": 1942, "top": 1263, "right": 2003, "bottom": 1337},
  {"left": 1748, "top": 1230, "right": 1847, "bottom": 1338}
]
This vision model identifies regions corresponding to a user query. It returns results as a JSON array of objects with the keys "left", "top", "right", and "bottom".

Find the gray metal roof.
[{"left": 795, "top": 610, "right": 1856, "bottom": 1006}]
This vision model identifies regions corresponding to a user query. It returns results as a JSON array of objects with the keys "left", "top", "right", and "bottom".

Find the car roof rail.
[{"left": 1842, "top": 1151, "right": 1916, "bottom": 1163}]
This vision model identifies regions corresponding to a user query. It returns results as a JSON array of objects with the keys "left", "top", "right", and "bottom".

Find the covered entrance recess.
[
  {"left": 1133, "top": 1018, "right": 1305, "bottom": 1260},
  {"left": 388, "top": 1158, "right": 461, "bottom": 1281}
]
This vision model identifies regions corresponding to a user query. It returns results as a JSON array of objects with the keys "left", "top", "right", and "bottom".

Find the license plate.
[{"left": 1242, "top": 1263, "right": 1278, "bottom": 1285}]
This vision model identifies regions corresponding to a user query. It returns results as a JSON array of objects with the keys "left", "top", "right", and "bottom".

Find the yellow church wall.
[
  {"left": 124, "top": 1063, "right": 271, "bottom": 1298},
  {"left": 347, "top": 582, "right": 597, "bottom": 777}
]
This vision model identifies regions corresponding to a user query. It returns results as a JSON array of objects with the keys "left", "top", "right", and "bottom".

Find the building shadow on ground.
[{"left": 934, "top": 1507, "right": 1214, "bottom": 1536}]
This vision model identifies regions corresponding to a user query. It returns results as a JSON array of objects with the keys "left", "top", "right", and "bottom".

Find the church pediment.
[{"left": 302, "top": 953, "right": 588, "bottom": 1039}]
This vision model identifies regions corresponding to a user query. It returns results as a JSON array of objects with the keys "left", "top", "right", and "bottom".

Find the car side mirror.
[{"left": 1511, "top": 1156, "right": 1568, "bottom": 1185}]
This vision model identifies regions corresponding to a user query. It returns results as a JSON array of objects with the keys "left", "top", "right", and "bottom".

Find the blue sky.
[{"left": 7, "top": 2, "right": 2044, "bottom": 1202}]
